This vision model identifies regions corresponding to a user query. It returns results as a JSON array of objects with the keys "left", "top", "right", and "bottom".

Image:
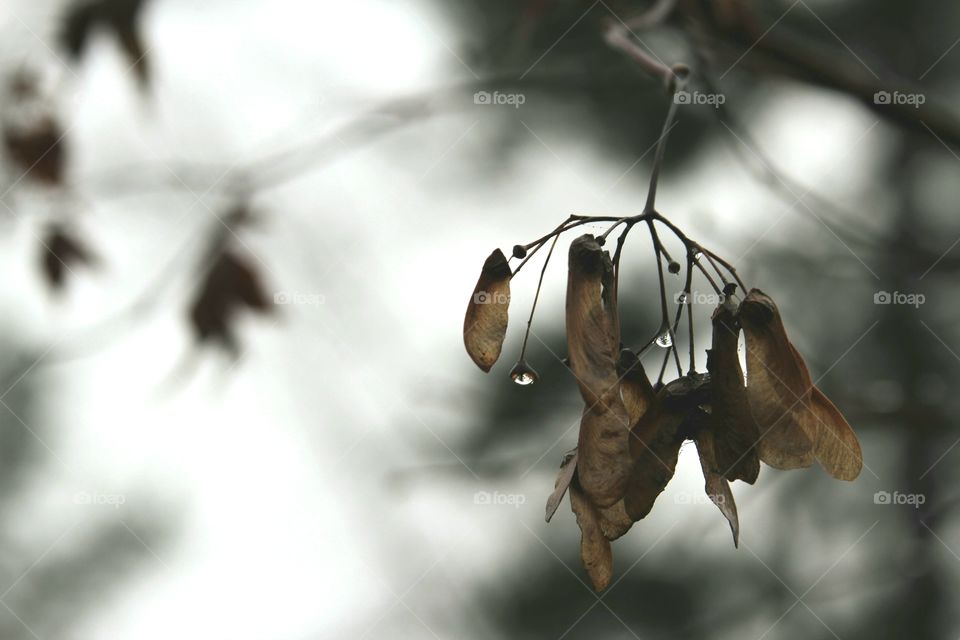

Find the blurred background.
[{"left": 0, "top": 0, "right": 958, "bottom": 638}]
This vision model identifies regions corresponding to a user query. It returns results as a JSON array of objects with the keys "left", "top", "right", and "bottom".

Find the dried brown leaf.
[
  {"left": 566, "top": 235, "right": 631, "bottom": 507},
  {"left": 619, "top": 349, "right": 655, "bottom": 426},
  {"left": 546, "top": 448, "right": 633, "bottom": 543},
  {"left": 708, "top": 305, "right": 760, "bottom": 484},
  {"left": 739, "top": 289, "right": 814, "bottom": 469},
  {"left": 569, "top": 480, "right": 613, "bottom": 592},
  {"left": 740, "top": 290, "right": 862, "bottom": 479},
  {"left": 566, "top": 235, "right": 620, "bottom": 404},
  {"left": 463, "top": 249, "right": 511, "bottom": 372},
  {"left": 576, "top": 407, "right": 632, "bottom": 508},
  {"left": 695, "top": 427, "right": 740, "bottom": 547},
  {"left": 597, "top": 499, "right": 633, "bottom": 540},
  {"left": 623, "top": 392, "right": 684, "bottom": 521},
  {"left": 803, "top": 387, "right": 863, "bottom": 480},
  {"left": 545, "top": 449, "right": 577, "bottom": 522}
]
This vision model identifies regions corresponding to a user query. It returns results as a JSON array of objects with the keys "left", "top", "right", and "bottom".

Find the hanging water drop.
[
  {"left": 655, "top": 332, "right": 673, "bottom": 348},
  {"left": 510, "top": 360, "right": 539, "bottom": 386}
]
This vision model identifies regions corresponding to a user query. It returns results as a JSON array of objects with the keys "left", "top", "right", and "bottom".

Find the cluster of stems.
[{"left": 510, "top": 63, "right": 747, "bottom": 386}]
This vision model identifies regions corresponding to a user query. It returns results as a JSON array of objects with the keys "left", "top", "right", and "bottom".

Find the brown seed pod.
[
  {"left": 707, "top": 304, "right": 760, "bottom": 484},
  {"left": 739, "top": 289, "right": 815, "bottom": 469},
  {"left": 694, "top": 423, "right": 740, "bottom": 547},
  {"left": 566, "top": 235, "right": 631, "bottom": 507},
  {"left": 569, "top": 478, "right": 614, "bottom": 592},
  {"left": 463, "top": 249, "right": 511, "bottom": 372},
  {"left": 623, "top": 386, "right": 685, "bottom": 521},
  {"left": 740, "top": 289, "right": 862, "bottom": 480}
]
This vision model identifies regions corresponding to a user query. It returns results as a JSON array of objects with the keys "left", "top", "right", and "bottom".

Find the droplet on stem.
[
  {"left": 510, "top": 360, "right": 539, "bottom": 386},
  {"left": 655, "top": 332, "right": 673, "bottom": 348}
]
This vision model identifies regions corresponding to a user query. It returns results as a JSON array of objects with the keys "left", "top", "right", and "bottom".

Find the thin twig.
[{"left": 518, "top": 235, "right": 559, "bottom": 359}]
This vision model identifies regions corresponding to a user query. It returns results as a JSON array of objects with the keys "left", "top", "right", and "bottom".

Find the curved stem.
[
  {"left": 518, "top": 235, "right": 559, "bottom": 360},
  {"left": 512, "top": 215, "right": 623, "bottom": 277},
  {"left": 644, "top": 72, "right": 686, "bottom": 213},
  {"left": 647, "top": 219, "right": 682, "bottom": 379},
  {"left": 702, "top": 249, "right": 730, "bottom": 287}
]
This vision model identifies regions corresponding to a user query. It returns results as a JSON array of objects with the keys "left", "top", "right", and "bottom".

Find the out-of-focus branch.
[
  {"left": 80, "top": 69, "right": 652, "bottom": 201},
  {"left": 677, "top": 0, "right": 960, "bottom": 148},
  {"left": 604, "top": 22, "right": 677, "bottom": 87}
]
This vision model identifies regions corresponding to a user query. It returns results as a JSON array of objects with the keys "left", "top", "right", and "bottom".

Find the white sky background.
[{"left": 0, "top": 0, "right": 897, "bottom": 638}]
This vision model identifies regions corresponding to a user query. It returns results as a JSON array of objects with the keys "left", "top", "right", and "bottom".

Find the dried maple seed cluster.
[
  {"left": 463, "top": 68, "right": 861, "bottom": 590},
  {"left": 463, "top": 227, "right": 862, "bottom": 592}
]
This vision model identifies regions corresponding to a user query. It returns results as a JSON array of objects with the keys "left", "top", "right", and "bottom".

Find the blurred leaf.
[
  {"left": 40, "top": 224, "right": 98, "bottom": 293},
  {"left": 61, "top": 0, "right": 151, "bottom": 89},
  {"left": 189, "top": 249, "right": 272, "bottom": 353},
  {"left": 3, "top": 115, "right": 66, "bottom": 185}
]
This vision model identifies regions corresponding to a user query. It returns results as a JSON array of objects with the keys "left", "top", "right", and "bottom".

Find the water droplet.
[
  {"left": 655, "top": 332, "right": 673, "bottom": 348},
  {"left": 692, "top": 249, "right": 703, "bottom": 260},
  {"left": 510, "top": 360, "right": 539, "bottom": 386}
]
